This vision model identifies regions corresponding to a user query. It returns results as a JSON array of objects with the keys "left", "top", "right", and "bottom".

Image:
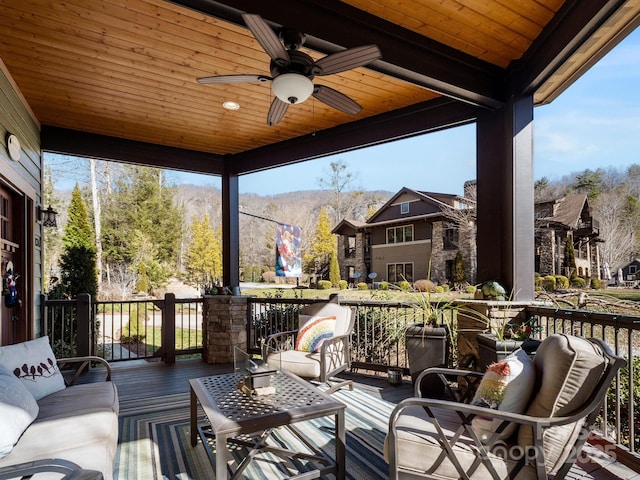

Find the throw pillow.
[
  {"left": 0, "top": 365, "right": 39, "bottom": 458},
  {"left": 295, "top": 315, "right": 337, "bottom": 353},
  {"left": 471, "top": 348, "right": 535, "bottom": 441},
  {"left": 0, "top": 336, "right": 66, "bottom": 400}
]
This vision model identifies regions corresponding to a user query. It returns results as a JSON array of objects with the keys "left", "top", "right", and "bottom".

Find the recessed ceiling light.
[{"left": 222, "top": 101, "right": 240, "bottom": 110}]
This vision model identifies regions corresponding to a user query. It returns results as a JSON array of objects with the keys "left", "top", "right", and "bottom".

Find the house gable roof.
[{"left": 535, "top": 193, "right": 589, "bottom": 230}]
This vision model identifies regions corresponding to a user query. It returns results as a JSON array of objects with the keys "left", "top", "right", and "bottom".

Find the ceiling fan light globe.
[{"left": 272, "top": 73, "right": 313, "bottom": 104}]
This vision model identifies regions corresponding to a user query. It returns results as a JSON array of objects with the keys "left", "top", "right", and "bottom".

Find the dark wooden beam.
[
  {"left": 169, "top": 0, "right": 506, "bottom": 108},
  {"left": 476, "top": 94, "right": 535, "bottom": 301},
  {"left": 41, "top": 126, "right": 224, "bottom": 175},
  {"left": 231, "top": 98, "right": 480, "bottom": 175},
  {"left": 513, "top": 0, "right": 628, "bottom": 96},
  {"left": 222, "top": 160, "right": 240, "bottom": 288}
]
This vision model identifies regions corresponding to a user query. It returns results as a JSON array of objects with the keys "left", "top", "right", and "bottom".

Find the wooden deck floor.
[{"left": 86, "top": 358, "right": 638, "bottom": 480}]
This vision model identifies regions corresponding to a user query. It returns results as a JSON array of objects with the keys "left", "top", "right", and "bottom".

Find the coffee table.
[{"left": 190, "top": 370, "right": 346, "bottom": 479}]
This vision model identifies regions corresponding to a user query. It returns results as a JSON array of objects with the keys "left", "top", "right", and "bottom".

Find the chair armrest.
[
  {"left": 0, "top": 459, "right": 103, "bottom": 480},
  {"left": 414, "top": 366, "right": 484, "bottom": 400},
  {"left": 57, "top": 356, "right": 112, "bottom": 385},
  {"left": 261, "top": 330, "right": 298, "bottom": 358}
]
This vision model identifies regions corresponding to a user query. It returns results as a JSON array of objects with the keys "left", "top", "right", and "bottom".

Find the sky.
[{"left": 51, "top": 29, "right": 640, "bottom": 197}]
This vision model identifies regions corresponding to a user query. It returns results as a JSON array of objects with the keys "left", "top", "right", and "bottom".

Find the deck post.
[
  {"left": 76, "top": 293, "right": 91, "bottom": 357},
  {"left": 164, "top": 293, "right": 176, "bottom": 364}
]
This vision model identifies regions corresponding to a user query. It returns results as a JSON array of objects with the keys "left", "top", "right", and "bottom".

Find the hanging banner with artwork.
[{"left": 275, "top": 223, "right": 302, "bottom": 277}]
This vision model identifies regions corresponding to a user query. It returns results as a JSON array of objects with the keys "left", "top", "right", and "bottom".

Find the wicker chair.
[{"left": 386, "top": 334, "right": 625, "bottom": 480}]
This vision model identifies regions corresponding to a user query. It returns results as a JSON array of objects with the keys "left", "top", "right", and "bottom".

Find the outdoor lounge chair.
[
  {"left": 262, "top": 299, "right": 355, "bottom": 394},
  {"left": 385, "top": 334, "right": 625, "bottom": 480}
]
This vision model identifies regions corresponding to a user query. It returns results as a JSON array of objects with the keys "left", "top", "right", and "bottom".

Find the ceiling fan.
[{"left": 197, "top": 13, "right": 381, "bottom": 125}]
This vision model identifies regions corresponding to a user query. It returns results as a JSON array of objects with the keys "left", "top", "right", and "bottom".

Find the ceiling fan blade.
[
  {"left": 312, "top": 85, "right": 362, "bottom": 115},
  {"left": 196, "top": 74, "right": 270, "bottom": 84},
  {"left": 242, "top": 14, "right": 290, "bottom": 66},
  {"left": 313, "top": 45, "right": 381, "bottom": 76},
  {"left": 267, "top": 97, "right": 289, "bottom": 125}
]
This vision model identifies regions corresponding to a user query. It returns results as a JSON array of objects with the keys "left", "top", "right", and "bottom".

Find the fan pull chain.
[{"left": 312, "top": 97, "right": 316, "bottom": 136}]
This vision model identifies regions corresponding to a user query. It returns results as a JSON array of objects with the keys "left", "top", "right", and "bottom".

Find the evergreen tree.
[
  {"left": 102, "top": 165, "right": 182, "bottom": 290},
  {"left": 564, "top": 237, "right": 577, "bottom": 279},
  {"left": 452, "top": 250, "right": 466, "bottom": 285},
  {"left": 329, "top": 251, "right": 340, "bottom": 287},
  {"left": 185, "top": 214, "right": 222, "bottom": 288},
  {"left": 58, "top": 184, "right": 98, "bottom": 298}
]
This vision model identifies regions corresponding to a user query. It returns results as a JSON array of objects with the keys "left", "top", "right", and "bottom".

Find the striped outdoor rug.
[{"left": 114, "top": 386, "right": 393, "bottom": 479}]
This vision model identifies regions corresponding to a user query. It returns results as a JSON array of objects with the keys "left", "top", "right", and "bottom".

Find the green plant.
[
  {"left": 338, "top": 279, "right": 348, "bottom": 290},
  {"left": 379, "top": 281, "right": 389, "bottom": 290},
  {"left": 317, "top": 280, "right": 332, "bottom": 290},
  {"left": 435, "top": 286, "right": 444, "bottom": 293},
  {"left": 606, "top": 355, "right": 640, "bottom": 451},
  {"left": 554, "top": 275, "right": 569, "bottom": 288},
  {"left": 542, "top": 275, "right": 556, "bottom": 291},
  {"left": 465, "top": 285, "right": 477, "bottom": 294},
  {"left": 121, "top": 305, "right": 146, "bottom": 344},
  {"left": 591, "top": 277, "right": 601, "bottom": 289},
  {"left": 571, "top": 276, "right": 586, "bottom": 288},
  {"left": 357, "top": 282, "right": 368, "bottom": 290},
  {"left": 506, "top": 315, "right": 543, "bottom": 341},
  {"left": 397, "top": 280, "right": 411, "bottom": 291}
]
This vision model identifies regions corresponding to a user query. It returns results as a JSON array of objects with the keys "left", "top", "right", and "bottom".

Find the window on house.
[
  {"left": 345, "top": 235, "right": 356, "bottom": 258},
  {"left": 387, "top": 263, "right": 414, "bottom": 283},
  {"left": 386, "top": 225, "right": 414, "bottom": 244},
  {"left": 443, "top": 223, "right": 458, "bottom": 250},
  {"left": 401, "top": 202, "right": 409, "bottom": 214},
  {"left": 630, "top": 265, "right": 637, "bottom": 275}
]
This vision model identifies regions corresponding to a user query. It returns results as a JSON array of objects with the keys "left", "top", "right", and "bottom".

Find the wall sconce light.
[{"left": 37, "top": 205, "right": 58, "bottom": 227}]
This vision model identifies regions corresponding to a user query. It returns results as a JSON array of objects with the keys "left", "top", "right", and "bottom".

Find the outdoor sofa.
[{"left": 0, "top": 337, "right": 119, "bottom": 480}]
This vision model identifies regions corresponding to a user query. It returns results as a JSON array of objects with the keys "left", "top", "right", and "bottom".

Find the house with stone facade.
[
  {"left": 333, "top": 186, "right": 604, "bottom": 288},
  {"left": 535, "top": 192, "right": 602, "bottom": 279},
  {"left": 332, "top": 187, "right": 475, "bottom": 286}
]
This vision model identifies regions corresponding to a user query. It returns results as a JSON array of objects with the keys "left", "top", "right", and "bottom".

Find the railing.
[
  {"left": 41, "top": 293, "right": 203, "bottom": 363},
  {"left": 527, "top": 305, "right": 640, "bottom": 458}
]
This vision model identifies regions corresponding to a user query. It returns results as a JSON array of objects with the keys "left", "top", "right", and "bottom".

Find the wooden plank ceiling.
[{"left": 0, "top": 0, "right": 638, "bottom": 174}]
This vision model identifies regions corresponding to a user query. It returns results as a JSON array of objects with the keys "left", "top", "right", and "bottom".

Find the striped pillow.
[{"left": 295, "top": 315, "right": 336, "bottom": 353}]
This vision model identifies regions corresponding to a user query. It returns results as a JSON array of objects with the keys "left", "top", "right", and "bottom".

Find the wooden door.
[{"left": 1, "top": 185, "right": 19, "bottom": 345}]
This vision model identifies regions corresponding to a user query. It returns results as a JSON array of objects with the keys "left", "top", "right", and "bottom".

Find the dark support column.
[
  {"left": 476, "top": 94, "right": 535, "bottom": 301},
  {"left": 163, "top": 293, "right": 176, "bottom": 364},
  {"left": 76, "top": 293, "right": 91, "bottom": 357},
  {"left": 222, "top": 159, "right": 240, "bottom": 288}
]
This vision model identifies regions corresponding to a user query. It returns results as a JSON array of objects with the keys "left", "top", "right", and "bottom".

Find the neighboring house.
[
  {"left": 334, "top": 187, "right": 605, "bottom": 288},
  {"left": 612, "top": 259, "right": 640, "bottom": 285},
  {"left": 332, "top": 186, "right": 475, "bottom": 286},
  {"left": 534, "top": 193, "right": 602, "bottom": 279}
]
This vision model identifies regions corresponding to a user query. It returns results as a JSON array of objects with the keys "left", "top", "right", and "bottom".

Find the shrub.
[
  {"left": 465, "top": 285, "right": 477, "bottom": 294},
  {"left": 357, "top": 282, "right": 368, "bottom": 290},
  {"left": 414, "top": 279, "right": 435, "bottom": 292},
  {"left": 262, "top": 271, "right": 276, "bottom": 283},
  {"left": 338, "top": 280, "right": 348, "bottom": 290},
  {"left": 542, "top": 275, "right": 556, "bottom": 291},
  {"left": 435, "top": 286, "right": 444, "bottom": 293},
  {"left": 590, "top": 277, "right": 601, "bottom": 289},
  {"left": 397, "top": 280, "right": 411, "bottom": 291},
  {"left": 379, "top": 281, "right": 389, "bottom": 290},
  {"left": 571, "top": 276, "right": 586, "bottom": 288},
  {"left": 121, "top": 305, "right": 146, "bottom": 344},
  {"left": 554, "top": 275, "right": 569, "bottom": 289},
  {"left": 317, "top": 280, "right": 332, "bottom": 290},
  {"left": 440, "top": 284, "right": 450, "bottom": 292}
]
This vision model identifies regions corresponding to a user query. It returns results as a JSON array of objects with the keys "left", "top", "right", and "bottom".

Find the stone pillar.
[{"left": 202, "top": 295, "right": 248, "bottom": 364}]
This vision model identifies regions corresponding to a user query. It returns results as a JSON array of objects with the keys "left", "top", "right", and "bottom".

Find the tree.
[
  {"left": 304, "top": 207, "right": 336, "bottom": 276},
  {"left": 317, "top": 160, "right": 363, "bottom": 225},
  {"left": 101, "top": 165, "right": 182, "bottom": 291},
  {"left": 329, "top": 251, "right": 340, "bottom": 287},
  {"left": 185, "top": 213, "right": 222, "bottom": 288},
  {"left": 58, "top": 184, "right": 98, "bottom": 298},
  {"left": 452, "top": 250, "right": 466, "bottom": 286},
  {"left": 573, "top": 169, "right": 604, "bottom": 200},
  {"left": 564, "top": 237, "right": 577, "bottom": 279},
  {"left": 442, "top": 183, "right": 477, "bottom": 283}
]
